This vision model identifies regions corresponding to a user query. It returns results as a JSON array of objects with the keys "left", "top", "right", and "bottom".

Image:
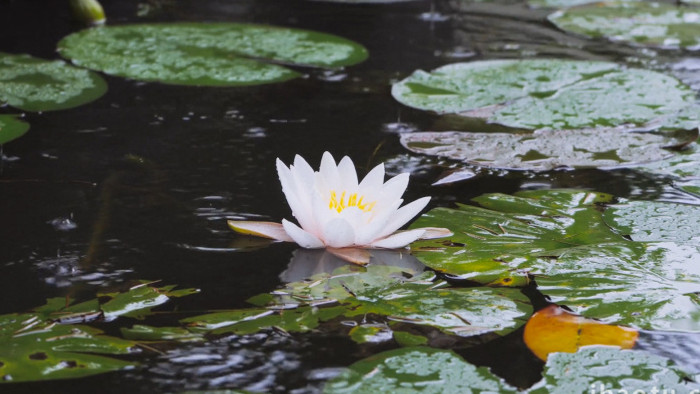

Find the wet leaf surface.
[
  {"left": 325, "top": 345, "right": 700, "bottom": 393},
  {"left": 0, "top": 282, "right": 199, "bottom": 383},
  {"left": 392, "top": 59, "right": 696, "bottom": 130},
  {"left": 392, "top": 331, "right": 428, "bottom": 347},
  {"left": 400, "top": 129, "right": 697, "bottom": 171},
  {"left": 549, "top": 1, "right": 700, "bottom": 50},
  {"left": 0, "top": 114, "right": 29, "bottom": 145},
  {"left": 639, "top": 144, "right": 700, "bottom": 195},
  {"left": 99, "top": 283, "right": 200, "bottom": 321},
  {"left": 409, "top": 189, "right": 618, "bottom": 283},
  {"left": 121, "top": 324, "right": 204, "bottom": 342},
  {"left": 181, "top": 306, "right": 347, "bottom": 336},
  {"left": 529, "top": 346, "right": 700, "bottom": 393},
  {"left": 58, "top": 23, "right": 368, "bottom": 86},
  {"left": 604, "top": 200, "right": 700, "bottom": 245},
  {"left": 348, "top": 324, "right": 392, "bottom": 344},
  {"left": 0, "top": 304, "right": 134, "bottom": 383},
  {"left": 411, "top": 189, "right": 700, "bottom": 331},
  {"left": 268, "top": 265, "right": 532, "bottom": 338},
  {"left": 180, "top": 264, "right": 531, "bottom": 339},
  {"left": 528, "top": 242, "right": 700, "bottom": 331},
  {"left": 0, "top": 316, "right": 135, "bottom": 383},
  {"left": 0, "top": 52, "right": 106, "bottom": 112},
  {"left": 324, "top": 347, "right": 516, "bottom": 393}
]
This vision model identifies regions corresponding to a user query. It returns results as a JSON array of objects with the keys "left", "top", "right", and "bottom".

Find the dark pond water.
[{"left": 2, "top": 0, "right": 700, "bottom": 392}]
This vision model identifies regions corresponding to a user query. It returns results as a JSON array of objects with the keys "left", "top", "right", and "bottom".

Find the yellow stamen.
[{"left": 328, "top": 190, "right": 375, "bottom": 213}]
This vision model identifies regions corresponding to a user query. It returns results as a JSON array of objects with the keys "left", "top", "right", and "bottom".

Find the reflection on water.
[
  {"left": 280, "top": 248, "right": 426, "bottom": 283},
  {"left": 129, "top": 329, "right": 359, "bottom": 393},
  {"left": 132, "top": 332, "right": 310, "bottom": 392}
]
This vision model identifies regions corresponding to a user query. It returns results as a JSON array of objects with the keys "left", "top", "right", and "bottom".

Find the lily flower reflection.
[
  {"left": 279, "top": 248, "right": 426, "bottom": 283},
  {"left": 228, "top": 152, "right": 450, "bottom": 262}
]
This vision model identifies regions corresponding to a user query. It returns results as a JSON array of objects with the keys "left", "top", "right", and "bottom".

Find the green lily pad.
[
  {"left": 31, "top": 282, "right": 199, "bottom": 325},
  {"left": 270, "top": 265, "right": 532, "bottom": 338},
  {"left": 58, "top": 23, "right": 368, "bottom": 86},
  {"left": 392, "top": 59, "right": 696, "bottom": 130},
  {"left": 411, "top": 189, "right": 700, "bottom": 330},
  {"left": 0, "top": 281, "right": 201, "bottom": 383},
  {"left": 638, "top": 143, "right": 700, "bottom": 195},
  {"left": 642, "top": 145, "right": 700, "bottom": 179},
  {"left": 0, "top": 115, "right": 29, "bottom": 145},
  {"left": 549, "top": 1, "right": 700, "bottom": 50},
  {"left": 346, "top": 283, "right": 532, "bottom": 337},
  {"left": 349, "top": 324, "right": 392, "bottom": 344},
  {"left": 0, "top": 52, "right": 107, "bottom": 112},
  {"left": 647, "top": 103, "right": 700, "bottom": 132},
  {"left": 604, "top": 200, "right": 700, "bottom": 245},
  {"left": 120, "top": 325, "right": 204, "bottom": 342},
  {"left": 527, "top": 241, "right": 700, "bottom": 331},
  {"left": 529, "top": 346, "right": 700, "bottom": 393},
  {"left": 349, "top": 283, "right": 532, "bottom": 337},
  {"left": 400, "top": 129, "right": 697, "bottom": 171},
  {"left": 181, "top": 306, "right": 347, "bottom": 335},
  {"left": 274, "top": 264, "right": 424, "bottom": 307},
  {"left": 180, "top": 265, "right": 530, "bottom": 340},
  {"left": 324, "top": 347, "right": 516, "bottom": 393},
  {"left": 326, "top": 346, "right": 699, "bottom": 393},
  {"left": 99, "top": 282, "right": 200, "bottom": 321},
  {"left": 0, "top": 302, "right": 135, "bottom": 383},
  {"left": 392, "top": 331, "right": 428, "bottom": 347},
  {"left": 410, "top": 189, "right": 619, "bottom": 284}
]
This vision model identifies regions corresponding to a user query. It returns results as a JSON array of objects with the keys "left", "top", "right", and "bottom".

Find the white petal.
[
  {"left": 313, "top": 171, "right": 330, "bottom": 200},
  {"left": 377, "top": 173, "right": 409, "bottom": 206},
  {"left": 291, "top": 155, "right": 316, "bottom": 195},
  {"left": 276, "top": 158, "right": 293, "bottom": 194},
  {"left": 290, "top": 155, "right": 320, "bottom": 234},
  {"left": 359, "top": 162, "right": 385, "bottom": 191},
  {"left": 417, "top": 227, "right": 453, "bottom": 239},
  {"left": 354, "top": 199, "right": 403, "bottom": 245},
  {"left": 320, "top": 151, "right": 336, "bottom": 170},
  {"left": 227, "top": 220, "right": 294, "bottom": 242},
  {"left": 327, "top": 247, "right": 371, "bottom": 265},
  {"left": 278, "top": 159, "right": 317, "bottom": 233},
  {"left": 282, "top": 219, "right": 325, "bottom": 248},
  {"left": 338, "top": 206, "right": 366, "bottom": 231},
  {"left": 320, "top": 152, "right": 340, "bottom": 190},
  {"left": 375, "top": 196, "right": 431, "bottom": 240},
  {"left": 311, "top": 184, "right": 338, "bottom": 229},
  {"left": 337, "top": 156, "right": 359, "bottom": 188},
  {"left": 293, "top": 154, "right": 315, "bottom": 177},
  {"left": 322, "top": 218, "right": 356, "bottom": 248},
  {"left": 277, "top": 159, "right": 302, "bottom": 208},
  {"left": 370, "top": 229, "right": 426, "bottom": 249}
]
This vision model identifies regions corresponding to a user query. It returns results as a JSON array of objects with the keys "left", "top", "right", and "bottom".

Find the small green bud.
[{"left": 69, "top": 0, "right": 106, "bottom": 26}]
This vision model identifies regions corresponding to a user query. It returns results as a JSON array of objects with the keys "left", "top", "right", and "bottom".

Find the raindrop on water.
[{"left": 48, "top": 216, "right": 78, "bottom": 231}]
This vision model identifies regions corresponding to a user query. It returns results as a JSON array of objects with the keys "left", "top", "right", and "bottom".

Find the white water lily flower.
[{"left": 228, "top": 152, "right": 451, "bottom": 253}]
